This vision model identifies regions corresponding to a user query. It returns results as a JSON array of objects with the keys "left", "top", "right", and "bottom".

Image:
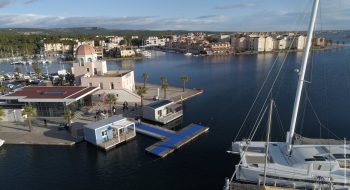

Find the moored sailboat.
[
  {"left": 0, "top": 139, "right": 4, "bottom": 147},
  {"left": 225, "top": 0, "right": 350, "bottom": 189}
]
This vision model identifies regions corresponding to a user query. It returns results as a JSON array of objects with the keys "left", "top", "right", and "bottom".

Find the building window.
[
  {"left": 87, "top": 68, "right": 90, "bottom": 72},
  {"left": 157, "top": 110, "right": 162, "bottom": 117},
  {"left": 89, "top": 83, "right": 92, "bottom": 87},
  {"left": 80, "top": 58, "right": 84, "bottom": 66},
  {"left": 110, "top": 82, "right": 114, "bottom": 89},
  {"left": 88, "top": 58, "right": 92, "bottom": 62},
  {"left": 100, "top": 83, "right": 103, "bottom": 89},
  {"left": 101, "top": 130, "right": 107, "bottom": 137}
]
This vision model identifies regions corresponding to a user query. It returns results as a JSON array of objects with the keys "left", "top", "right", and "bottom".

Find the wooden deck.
[
  {"left": 97, "top": 133, "right": 136, "bottom": 151},
  {"left": 135, "top": 122, "right": 208, "bottom": 158}
]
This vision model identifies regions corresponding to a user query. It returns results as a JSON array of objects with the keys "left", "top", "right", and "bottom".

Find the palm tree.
[
  {"left": 180, "top": 75, "right": 189, "bottom": 92},
  {"left": 0, "top": 85, "right": 9, "bottom": 94},
  {"left": 65, "top": 73, "right": 75, "bottom": 86},
  {"left": 136, "top": 86, "right": 147, "bottom": 106},
  {"left": 64, "top": 110, "right": 75, "bottom": 127},
  {"left": 105, "top": 93, "right": 117, "bottom": 115},
  {"left": 22, "top": 105, "right": 35, "bottom": 132},
  {"left": 15, "top": 67, "right": 21, "bottom": 74},
  {"left": 0, "top": 107, "right": 4, "bottom": 121},
  {"left": 160, "top": 76, "right": 168, "bottom": 99},
  {"left": 32, "top": 62, "right": 41, "bottom": 76},
  {"left": 142, "top": 72, "right": 148, "bottom": 87},
  {"left": 160, "top": 76, "right": 166, "bottom": 85},
  {"left": 161, "top": 81, "right": 169, "bottom": 99},
  {"left": 57, "top": 75, "right": 65, "bottom": 86}
]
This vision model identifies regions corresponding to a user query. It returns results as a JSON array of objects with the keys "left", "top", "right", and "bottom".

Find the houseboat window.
[
  {"left": 101, "top": 130, "right": 107, "bottom": 137},
  {"left": 158, "top": 110, "right": 162, "bottom": 116}
]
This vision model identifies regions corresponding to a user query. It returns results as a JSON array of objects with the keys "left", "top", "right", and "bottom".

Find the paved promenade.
[
  {"left": 0, "top": 83, "right": 203, "bottom": 146},
  {"left": 136, "top": 82, "right": 203, "bottom": 105},
  {"left": 0, "top": 119, "right": 83, "bottom": 145}
]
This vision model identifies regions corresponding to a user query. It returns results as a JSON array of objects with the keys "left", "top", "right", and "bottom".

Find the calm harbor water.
[{"left": 1, "top": 47, "right": 350, "bottom": 190}]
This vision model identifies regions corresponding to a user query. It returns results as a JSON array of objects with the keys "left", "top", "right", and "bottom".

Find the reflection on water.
[
  {"left": 1, "top": 49, "right": 350, "bottom": 190},
  {"left": 119, "top": 60, "right": 136, "bottom": 69}
]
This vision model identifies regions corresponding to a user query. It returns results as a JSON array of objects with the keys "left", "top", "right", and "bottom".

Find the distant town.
[
  {"left": 0, "top": 28, "right": 346, "bottom": 156},
  {"left": 40, "top": 32, "right": 344, "bottom": 58},
  {"left": 0, "top": 28, "right": 346, "bottom": 61}
]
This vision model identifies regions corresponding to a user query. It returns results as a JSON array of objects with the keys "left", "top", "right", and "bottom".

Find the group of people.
[
  {"left": 122, "top": 101, "right": 129, "bottom": 111},
  {"left": 93, "top": 101, "right": 140, "bottom": 121}
]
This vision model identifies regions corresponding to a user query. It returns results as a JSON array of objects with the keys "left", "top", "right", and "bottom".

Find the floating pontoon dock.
[{"left": 135, "top": 123, "right": 208, "bottom": 158}]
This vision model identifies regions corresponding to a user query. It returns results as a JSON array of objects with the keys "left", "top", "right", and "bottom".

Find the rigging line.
[
  {"left": 305, "top": 89, "right": 341, "bottom": 140},
  {"left": 299, "top": 91, "right": 308, "bottom": 136},
  {"left": 273, "top": 11, "right": 309, "bottom": 99},
  {"left": 247, "top": 99, "right": 268, "bottom": 140},
  {"left": 229, "top": 104, "right": 269, "bottom": 183},
  {"left": 245, "top": 41, "right": 297, "bottom": 142},
  {"left": 233, "top": 1, "right": 310, "bottom": 142},
  {"left": 322, "top": 33, "right": 330, "bottom": 140},
  {"left": 246, "top": 42, "right": 300, "bottom": 142},
  {"left": 233, "top": 52, "right": 281, "bottom": 142},
  {"left": 272, "top": 102, "right": 286, "bottom": 140}
]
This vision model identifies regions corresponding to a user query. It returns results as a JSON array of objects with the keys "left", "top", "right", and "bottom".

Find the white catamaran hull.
[
  {"left": 0, "top": 139, "right": 4, "bottom": 147},
  {"left": 232, "top": 141, "right": 350, "bottom": 189}
]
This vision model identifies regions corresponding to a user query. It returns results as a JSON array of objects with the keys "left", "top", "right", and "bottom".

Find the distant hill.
[{"left": 0, "top": 27, "right": 209, "bottom": 37}]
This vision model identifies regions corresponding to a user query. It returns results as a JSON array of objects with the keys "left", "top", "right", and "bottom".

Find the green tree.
[
  {"left": 0, "top": 107, "right": 4, "bottom": 121},
  {"left": 161, "top": 81, "right": 169, "bottom": 99},
  {"left": 136, "top": 86, "right": 147, "bottom": 106},
  {"left": 131, "top": 38, "right": 143, "bottom": 47},
  {"left": 0, "top": 85, "right": 9, "bottom": 94},
  {"left": 32, "top": 62, "right": 41, "bottom": 76},
  {"left": 142, "top": 72, "right": 148, "bottom": 87},
  {"left": 180, "top": 75, "right": 188, "bottom": 92},
  {"left": 22, "top": 105, "right": 35, "bottom": 132},
  {"left": 55, "top": 75, "right": 65, "bottom": 86},
  {"left": 119, "top": 39, "right": 127, "bottom": 46},
  {"left": 105, "top": 93, "right": 117, "bottom": 115},
  {"left": 15, "top": 67, "right": 21, "bottom": 74},
  {"left": 65, "top": 73, "right": 75, "bottom": 86},
  {"left": 160, "top": 76, "right": 168, "bottom": 99},
  {"left": 160, "top": 76, "right": 166, "bottom": 84},
  {"left": 64, "top": 110, "right": 75, "bottom": 127}
]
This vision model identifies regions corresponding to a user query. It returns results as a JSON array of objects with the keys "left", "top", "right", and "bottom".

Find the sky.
[{"left": 0, "top": 0, "right": 349, "bottom": 31}]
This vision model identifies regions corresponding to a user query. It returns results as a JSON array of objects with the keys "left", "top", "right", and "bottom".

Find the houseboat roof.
[
  {"left": 146, "top": 100, "right": 173, "bottom": 109},
  {"left": 0, "top": 86, "right": 99, "bottom": 103},
  {"left": 84, "top": 115, "right": 134, "bottom": 130}
]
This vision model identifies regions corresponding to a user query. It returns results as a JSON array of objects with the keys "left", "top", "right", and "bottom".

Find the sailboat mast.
[
  {"left": 345, "top": 138, "right": 347, "bottom": 186},
  {"left": 263, "top": 99, "right": 274, "bottom": 186},
  {"left": 287, "top": 0, "right": 320, "bottom": 153}
]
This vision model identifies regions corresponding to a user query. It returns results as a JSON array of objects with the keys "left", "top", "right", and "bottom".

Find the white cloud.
[
  {"left": 214, "top": 3, "right": 255, "bottom": 10},
  {"left": 24, "top": 0, "right": 40, "bottom": 4},
  {"left": 0, "top": 0, "right": 11, "bottom": 8},
  {"left": 0, "top": 14, "right": 229, "bottom": 30}
]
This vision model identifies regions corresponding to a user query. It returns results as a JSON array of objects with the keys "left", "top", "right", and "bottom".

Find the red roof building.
[{"left": 0, "top": 86, "right": 99, "bottom": 117}]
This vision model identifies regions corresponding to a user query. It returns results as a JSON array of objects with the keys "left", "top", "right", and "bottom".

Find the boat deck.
[{"left": 136, "top": 123, "right": 209, "bottom": 158}]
